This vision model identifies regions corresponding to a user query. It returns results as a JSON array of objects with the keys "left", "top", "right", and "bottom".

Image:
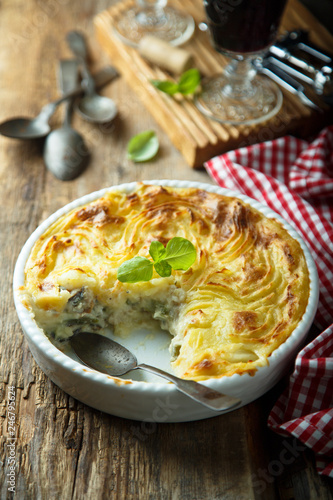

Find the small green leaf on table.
[{"left": 127, "top": 130, "right": 159, "bottom": 162}]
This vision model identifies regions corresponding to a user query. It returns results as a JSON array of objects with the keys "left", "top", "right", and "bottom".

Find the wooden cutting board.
[{"left": 94, "top": 0, "right": 333, "bottom": 168}]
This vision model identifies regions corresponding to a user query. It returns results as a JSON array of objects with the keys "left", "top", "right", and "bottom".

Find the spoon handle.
[
  {"left": 34, "top": 102, "right": 62, "bottom": 124},
  {"left": 34, "top": 87, "right": 81, "bottom": 123},
  {"left": 36, "top": 92, "right": 81, "bottom": 124},
  {"left": 37, "top": 87, "right": 83, "bottom": 122},
  {"left": 59, "top": 59, "right": 80, "bottom": 127},
  {"left": 137, "top": 363, "right": 241, "bottom": 412},
  {"left": 67, "top": 31, "right": 96, "bottom": 96}
]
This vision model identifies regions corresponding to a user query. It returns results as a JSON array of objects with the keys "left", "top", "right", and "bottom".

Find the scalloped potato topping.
[{"left": 21, "top": 184, "right": 310, "bottom": 381}]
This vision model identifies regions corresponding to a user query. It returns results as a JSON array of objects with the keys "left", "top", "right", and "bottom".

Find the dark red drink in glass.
[{"left": 204, "top": 0, "right": 288, "bottom": 55}]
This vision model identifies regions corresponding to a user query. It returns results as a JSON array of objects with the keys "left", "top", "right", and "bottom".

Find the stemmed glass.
[
  {"left": 196, "top": 0, "right": 288, "bottom": 125},
  {"left": 112, "top": 0, "right": 195, "bottom": 48}
]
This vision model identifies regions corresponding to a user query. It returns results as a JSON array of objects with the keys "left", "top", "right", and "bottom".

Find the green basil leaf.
[
  {"left": 177, "top": 69, "right": 201, "bottom": 95},
  {"left": 127, "top": 130, "right": 159, "bottom": 162},
  {"left": 149, "top": 240, "right": 166, "bottom": 262},
  {"left": 154, "top": 260, "right": 172, "bottom": 278},
  {"left": 150, "top": 79, "right": 179, "bottom": 95},
  {"left": 117, "top": 256, "right": 153, "bottom": 283},
  {"left": 117, "top": 237, "right": 197, "bottom": 283},
  {"left": 163, "top": 237, "right": 197, "bottom": 270}
]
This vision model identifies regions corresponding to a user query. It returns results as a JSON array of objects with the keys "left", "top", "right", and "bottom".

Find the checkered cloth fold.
[{"left": 204, "top": 126, "right": 333, "bottom": 477}]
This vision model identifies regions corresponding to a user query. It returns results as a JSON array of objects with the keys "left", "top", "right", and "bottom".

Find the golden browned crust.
[{"left": 22, "top": 184, "right": 310, "bottom": 380}]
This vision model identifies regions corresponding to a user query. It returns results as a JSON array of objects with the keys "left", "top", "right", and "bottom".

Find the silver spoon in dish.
[
  {"left": 67, "top": 31, "right": 118, "bottom": 123},
  {"left": 43, "top": 59, "right": 89, "bottom": 181},
  {"left": 70, "top": 331, "right": 241, "bottom": 412}
]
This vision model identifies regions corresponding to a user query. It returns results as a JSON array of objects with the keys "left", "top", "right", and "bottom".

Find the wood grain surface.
[
  {"left": 95, "top": 0, "right": 333, "bottom": 167},
  {"left": 0, "top": 1, "right": 332, "bottom": 499}
]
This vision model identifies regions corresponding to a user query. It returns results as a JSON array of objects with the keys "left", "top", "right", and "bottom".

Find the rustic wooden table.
[{"left": 0, "top": 1, "right": 332, "bottom": 499}]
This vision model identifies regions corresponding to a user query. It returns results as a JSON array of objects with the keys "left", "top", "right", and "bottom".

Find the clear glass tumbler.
[{"left": 112, "top": 0, "right": 195, "bottom": 47}]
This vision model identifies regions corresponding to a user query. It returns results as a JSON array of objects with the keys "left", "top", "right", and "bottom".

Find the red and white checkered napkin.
[{"left": 204, "top": 126, "right": 333, "bottom": 477}]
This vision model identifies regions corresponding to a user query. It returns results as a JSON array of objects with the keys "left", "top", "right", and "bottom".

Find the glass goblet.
[
  {"left": 112, "top": 0, "right": 195, "bottom": 48},
  {"left": 196, "top": 0, "right": 288, "bottom": 125}
]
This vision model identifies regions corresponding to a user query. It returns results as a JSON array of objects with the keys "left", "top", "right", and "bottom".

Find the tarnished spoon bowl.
[
  {"left": 43, "top": 127, "right": 89, "bottom": 181},
  {"left": 76, "top": 94, "right": 118, "bottom": 123},
  {"left": 0, "top": 117, "right": 51, "bottom": 139}
]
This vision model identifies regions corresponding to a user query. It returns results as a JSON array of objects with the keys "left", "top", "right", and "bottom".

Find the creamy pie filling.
[{"left": 22, "top": 278, "right": 186, "bottom": 360}]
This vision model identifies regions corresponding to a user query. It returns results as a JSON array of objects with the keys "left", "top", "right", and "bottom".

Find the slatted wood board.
[{"left": 94, "top": 0, "right": 333, "bottom": 168}]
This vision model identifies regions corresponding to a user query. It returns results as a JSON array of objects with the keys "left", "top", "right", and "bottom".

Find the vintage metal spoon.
[
  {"left": 70, "top": 332, "right": 241, "bottom": 412},
  {"left": 0, "top": 66, "right": 119, "bottom": 139},
  {"left": 44, "top": 60, "right": 89, "bottom": 181},
  {"left": 67, "top": 31, "right": 118, "bottom": 123},
  {"left": 0, "top": 87, "right": 83, "bottom": 139}
]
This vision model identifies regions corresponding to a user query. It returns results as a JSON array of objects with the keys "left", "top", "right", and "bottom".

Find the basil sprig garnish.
[
  {"left": 151, "top": 68, "right": 201, "bottom": 96},
  {"left": 117, "top": 237, "right": 197, "bottom": 283}
]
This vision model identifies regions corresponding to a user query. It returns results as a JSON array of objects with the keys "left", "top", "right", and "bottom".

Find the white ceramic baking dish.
[{"left": 13, "top": 180, "right": 319, "bottom": 422}]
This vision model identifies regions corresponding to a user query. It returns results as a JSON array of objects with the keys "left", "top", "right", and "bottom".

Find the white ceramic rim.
[{"left": 13, "top": 179, "right": 319, "bottom": 394}]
